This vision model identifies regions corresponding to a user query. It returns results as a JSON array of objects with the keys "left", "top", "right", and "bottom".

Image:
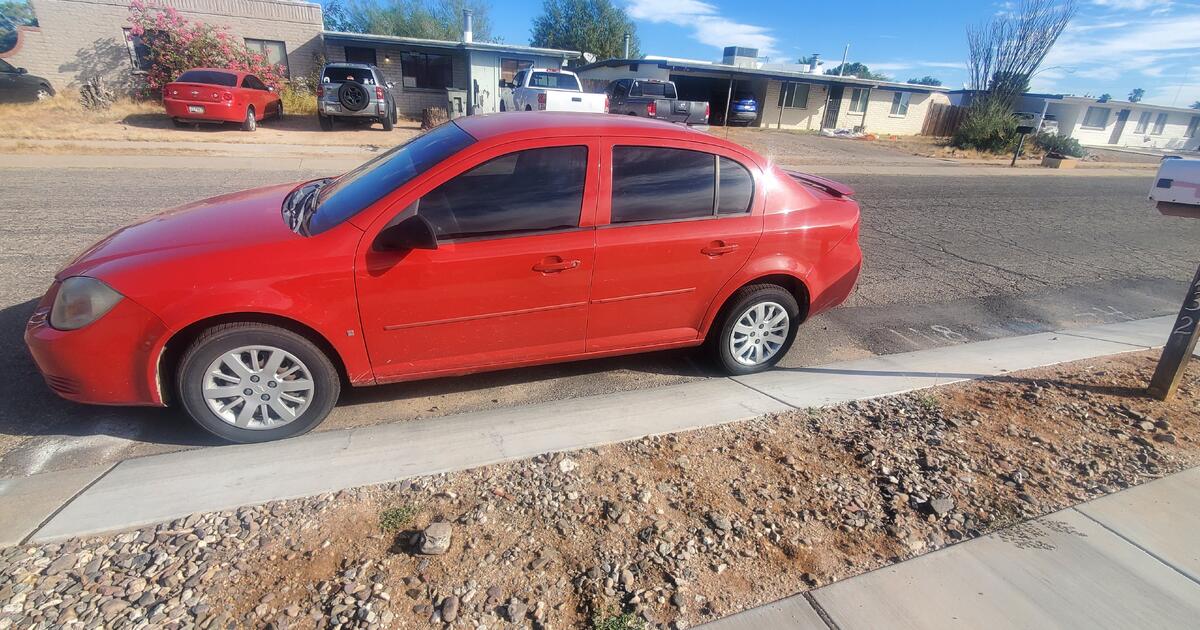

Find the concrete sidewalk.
[
  {"left": 701, "top": 467, "right": 1200, "bottom": 630},
  {"left": 0, "top": 315, "right": 1179, "bottom": 546}
]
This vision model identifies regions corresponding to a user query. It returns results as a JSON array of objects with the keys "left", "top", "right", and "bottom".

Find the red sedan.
[
  {"left": 25, "top": 113, "right": 861, "bottom": 443},
  {"left": 163, "top": 68, "right": 282, "bottom": 131}
]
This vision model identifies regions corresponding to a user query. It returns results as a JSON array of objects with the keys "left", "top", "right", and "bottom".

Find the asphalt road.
[{"left": 1, "top": 165, "right": 1196, "bottom": 477}]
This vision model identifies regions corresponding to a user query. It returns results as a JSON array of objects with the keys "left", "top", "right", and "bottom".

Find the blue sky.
[{"left": 480, "top": 0, "right": 1200, "bottom": 107}]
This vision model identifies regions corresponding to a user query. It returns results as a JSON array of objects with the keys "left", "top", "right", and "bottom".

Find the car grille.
[{"left": 44, "top": 375, "right": 80, "bottom": 396}]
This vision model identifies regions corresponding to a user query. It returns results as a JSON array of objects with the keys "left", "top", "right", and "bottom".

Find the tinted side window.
[
  {"left": 611, "top": 147, "right": 715, "bottom": 223},
  {"left": 241, "top": 75, "right": 267, "bottom": 90},
  {"left": 718, "top": 157, "right": 753, "bottom": 214},
  {"left": 419, "top": 146, "right": 587, "bottom": 240}
]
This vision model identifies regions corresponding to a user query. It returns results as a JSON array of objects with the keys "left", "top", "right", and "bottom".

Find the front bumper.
[{"left": 24, "top": 287, "right": 170, "bottom": 406}]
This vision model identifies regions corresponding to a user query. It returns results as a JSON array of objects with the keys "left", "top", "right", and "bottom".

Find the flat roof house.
[
  {"left": 577, "top": 48, "right": 950, "bottom": 134},
  {"left": 2, "top": 0, "right": 324, "bottom": 90},
  {"left": 321, "top": 28, "right": 579, "bottom": 118},
  {"left": 950, "top": 91, "right": 1200, "bottom": 152}
]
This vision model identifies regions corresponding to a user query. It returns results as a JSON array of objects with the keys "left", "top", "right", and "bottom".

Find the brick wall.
[
  {"left": 3, "top": 0, "right": 323, "bottom": 91},
  {"left": 760, "top": 80, "right": 827, "bottom": 130}
]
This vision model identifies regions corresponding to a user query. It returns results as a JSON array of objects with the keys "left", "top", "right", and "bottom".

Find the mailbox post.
[{"left": 1147, "top": 157, "right": 1200, "bottom": 400}]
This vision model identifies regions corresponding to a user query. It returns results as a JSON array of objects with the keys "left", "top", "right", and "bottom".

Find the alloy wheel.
[
  {"left": 202, "top": 345, "right": 314, "bottom": 429},
  {"left": 728, "top": 302, "right": 790, "bottom": 366}
]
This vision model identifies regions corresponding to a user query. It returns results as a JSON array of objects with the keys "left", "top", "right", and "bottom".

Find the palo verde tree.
[
  {"left": 530, "top": 0, "right": 639, "bottom": 62},
  {"left": 825, "top": 62, "right": 888, "bottom": 80},
  {"left": 955, "top": 0, "right": 1076, "bottom": 151}
]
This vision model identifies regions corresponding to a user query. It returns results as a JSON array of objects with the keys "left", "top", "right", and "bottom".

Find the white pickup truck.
[{"left": 501, "top": 68, "right": 607, "bottom": 113}]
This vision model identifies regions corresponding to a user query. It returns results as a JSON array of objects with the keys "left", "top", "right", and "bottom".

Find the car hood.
[{"left": 58, "top": 182, "right": 303, "bottom": 281}]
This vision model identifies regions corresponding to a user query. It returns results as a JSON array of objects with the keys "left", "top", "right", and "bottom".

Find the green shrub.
[
  {"left": 952, "top": 101, "right": 1017, "bottom": 153},
  {"left": 1033, "top": 132, "right": 1086, "bottom": 158},
  {"left": 591, "top": 608, "right": 646, "bottom": 630},
  {"left": 379, "top": 504, "right": 419, "bottom": 532},
  {"left": 279, "top": 82, "right": 317, "bottom": 116}
]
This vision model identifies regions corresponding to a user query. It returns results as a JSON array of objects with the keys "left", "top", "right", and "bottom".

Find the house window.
[
  {"left": 889, "top": 92, "right": 911, "bottom": 116},
  {"left": 778, "top": 82, "right": 810, "bottom": 109},
  {"left": 1134, "top": 111, "right": 1151, "bottom": 134},
  {"left": 123, "top": 27, "right": 153, "bottom": 72},
  {"left": 500, "top": 58, "right": 532, "bottom": 86},
  {"left": 245, "top": 38, "right": 289, "bottom": 76},
  {"left": 848, "top": 88, "right": 869, "bottom": 114},
  {"left": 401, "top": 51, "right": 452, "bottom": 89},
  {"left": 344, "top": 46, "right": 377, "bottom": 66},
  {"left": 1187, "top": 116, "right": 1200, "bottom": 139},
  {"left": 1082, "top": 106, "right": 1110, "bottom": 129},
  {"left": 1152, "top": 112, "right": 1168, "bottom": 135}
]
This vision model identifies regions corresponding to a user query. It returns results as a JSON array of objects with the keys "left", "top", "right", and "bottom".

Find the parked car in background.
[
  {"left": 713, "top": 92, "right": 759, "bottom": 126},
  {"left": 24, "top": 112, "right": 861, "bottom": 444},
  {"left": 318, "top": 63, "right": 397, "bottom": 131},
  {"left": 0, "top": 58, "right": 53, "bottom": 103},
  {"left": 605, "top": 78, "right": 709, "bottom": 125},
  {"left": 502, "top": 67, "right": 607, "bottom": 113},
  {"left": 163, "top": 68, "right": 281, "bottom": 132}
]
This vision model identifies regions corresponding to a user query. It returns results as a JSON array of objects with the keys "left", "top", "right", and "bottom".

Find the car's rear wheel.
[
  {"left": 711, "top": 284, "right": 800, "bottom": 375},
  {"left": 319, "top": 114, "right": 333, "bottom": 131},
  {"left": 177, "top": 323, "right": 340, "bottom": 443},
  {"left": 242, "top": 106, "right": 257, "bottom": 132}
]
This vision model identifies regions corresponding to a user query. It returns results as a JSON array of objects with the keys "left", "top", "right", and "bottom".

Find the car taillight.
[
  {"left": 316, "top": 86, "right": 324, "bottom": 97},
  {"left": 375, "top": 86, "right": 384, "bottom": 100},
  {"left": 647, "top": 101, "right": 656, "bottom": 117},
  {"left": 705, "top": 103, "right": 710, "bottom": 119},
  {"left": 537, "top": 93, "right": 546, "bottom": 110},
  {"left": 222, "top": 91, "right": 233, "bottom": 101},
  {"left": 604, "top": 95, "right": 609, "bottom": 113}
]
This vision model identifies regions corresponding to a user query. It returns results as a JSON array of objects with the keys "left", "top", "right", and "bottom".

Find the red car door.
[
  {"left": 355, "top": 138, "right": 600, "bottom": 382},
  {"left": 240, "top": 74, "right": 271, "bottom": 118},
  {"left": 586, "top": 138, "right": 763, "bottom": 352}
]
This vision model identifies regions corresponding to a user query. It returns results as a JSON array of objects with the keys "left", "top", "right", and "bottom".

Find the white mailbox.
[{"left": 1150, "top": 157, "right": 1200, "bottom": 217}]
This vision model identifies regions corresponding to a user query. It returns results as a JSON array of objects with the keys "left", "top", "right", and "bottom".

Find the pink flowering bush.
[{"left": 127, "top": 0, "right": 284, "bottom": 96}]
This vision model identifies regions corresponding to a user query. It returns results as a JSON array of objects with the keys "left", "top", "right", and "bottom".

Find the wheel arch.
[
  {"left": 157, "top": 312, "right": 351, "bottom": 404},
  {"left": 700, "top": 272, "right": 811, "bottom": 340}
]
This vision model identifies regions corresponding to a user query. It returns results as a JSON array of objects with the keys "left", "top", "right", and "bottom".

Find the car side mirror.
[
  {"left": 268, "top": 86, "right": 275, "bottom": 92},
  {"left": 374, "top": 214, "right": 438, "bottom": 251},
  {"left": 16, "top": 67, "right": 28, "bottom": 75},
  {"left": 386, "top": 81, "right": 395, "bottom": 89}
]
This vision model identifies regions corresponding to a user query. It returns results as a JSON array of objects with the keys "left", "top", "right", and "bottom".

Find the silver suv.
[{"left": 317, "top": 63, "right": 397, "bottom": 131}]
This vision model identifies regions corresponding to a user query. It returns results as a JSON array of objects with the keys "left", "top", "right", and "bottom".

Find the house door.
[
  {"left": 823, "top": 86, "right": 844, "bottom": 129},
  {"left": 1109, "top": 109, "right": 1131, "bottom": 144}
]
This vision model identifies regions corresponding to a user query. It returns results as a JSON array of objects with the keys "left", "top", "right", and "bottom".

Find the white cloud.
[
  {"left": 626, "top": 0, "right": 778, "bottom": 57},
  {"left": 1089, "top": 0, "right": 1173, "bottom": 11}
]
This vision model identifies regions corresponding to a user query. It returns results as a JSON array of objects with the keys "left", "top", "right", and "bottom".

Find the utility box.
[
  {"left": 1150, "top": 157, "right": 1200, "bottom": 218},
  {"left": 446, "top": 88, "right": 468, "bottom": 119}
]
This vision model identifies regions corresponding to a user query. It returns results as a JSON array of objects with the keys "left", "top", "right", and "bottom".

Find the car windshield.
[
  {"left": 529, "top": 72, "right": 579, "bottom": 91},
  {"left": 323, "top": 67, "right": 374, "bottom": 84},
  {"left": 176, "top": 70, "right": 237, "bottom": 87},
  {"left": 305, "top": 122, "right": 476, "bottom": 235},
  {"left": 632, "top": 82, "right": 676, "bottom": 98}
]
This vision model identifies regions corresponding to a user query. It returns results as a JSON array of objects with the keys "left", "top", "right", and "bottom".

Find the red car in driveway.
[
  {"left": 163, "top": 68, "right": 282, "bottom": 131},
  {"left": 25, "top": 113, "right": 861, "bottom": 443}
]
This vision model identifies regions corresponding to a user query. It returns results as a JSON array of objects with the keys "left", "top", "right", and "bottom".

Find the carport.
[{"left": 669, "top": 74, "right": 767, "bottom": 126}]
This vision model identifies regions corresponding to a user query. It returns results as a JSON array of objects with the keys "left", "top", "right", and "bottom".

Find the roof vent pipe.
[{"left": 462, "top": 9, "right": 473, "bottom": 44}]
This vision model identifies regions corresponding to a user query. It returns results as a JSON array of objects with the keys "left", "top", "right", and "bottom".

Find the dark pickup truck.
[{"left": 605, "top": 78, "right": 709, "bottom": 125}]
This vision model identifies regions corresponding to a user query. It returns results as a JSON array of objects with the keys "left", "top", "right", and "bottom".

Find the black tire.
[
  {"left": 273, "top": 101, "right": 284, "bottom": 121},
  {"left": 710, "top": 284, "right": 801, "bottom": 376},
  {"left": 337, "top": 82, "right": 369, "bottom": 112},
  {"left": 319, "top": 114, "right": 333, "bottom": 131},
  {"left": 241, "top": 106, "right": 257, "bottom": 132},
  {"left": 177, "top": 323, "right": 340, "bottom": 443},
  {"left": 499, "top": 100, "right": 507, "bottom": 112},
  {"left": 381, "top": 102, "right": 394, "bottom": 131},
  {"left": 525, "top": 104, "right": 532, "bottom": 111}
]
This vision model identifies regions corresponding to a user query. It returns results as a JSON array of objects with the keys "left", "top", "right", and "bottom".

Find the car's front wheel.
[
  {"left": 712, "top": 284, "right": 800, "bottom": 375},
  {"left": 177, "top": 323, "right": 340, "bottom": 443}
]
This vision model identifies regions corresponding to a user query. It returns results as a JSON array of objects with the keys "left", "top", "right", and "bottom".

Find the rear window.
[
  {"left": 307, "top": 123, "right": 476, "bottom": 234},
  {"left": 632, "top": 82, "right": 676, "bottom": 98},
  {"left": 529, "top": 72, "right": 580, "bottom": 91},
  {"left": 176, "top": 70, "right": 237, "bottom": 87},
  {"left": 323, "top": 67, "right": 376, "bottom": 85}
]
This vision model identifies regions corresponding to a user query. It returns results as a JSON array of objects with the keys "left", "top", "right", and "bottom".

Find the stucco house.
[
  {"left": 577, "top": 48, "right": 949, "bottom": 134},
  {"left": 950, "top": 91, "right": 1200, "bottom": 152}
]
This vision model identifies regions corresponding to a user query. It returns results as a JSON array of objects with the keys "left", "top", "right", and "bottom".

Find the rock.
[
  {"left": 558, "top": 458, "right": 578, "bottom": 473},
  {"left": 1154, "top": 433, "right": 1177, "bottom": 444},
  {"left": 419, "top": 522, "right": 453, "bottom": 555},
  {"left": 505, "top": 598, "right": 528, "bottom": 622},
  {"left": 44, "top": 554, "right": 76, "bottom": 576},
  {"left": 708, "top": 513, "right": 732, "bottom": 532},
  {"left": 441, "top": 595, "right": 459, "bottom": 622},
  {"left": 929, "top": 497, "right": 954, "bottom": 516},
  {"left": 1137, "top": 421, "right": 1155, "bottom": 432}
]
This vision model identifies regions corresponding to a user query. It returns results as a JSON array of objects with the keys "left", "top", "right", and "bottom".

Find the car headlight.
[{"left": 50, "top": 276, "right": 124, "bottom": 331}]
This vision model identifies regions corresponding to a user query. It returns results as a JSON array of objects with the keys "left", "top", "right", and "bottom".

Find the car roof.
[
  {"left": 185, "top": 68, "right": 247, "bottom": 77},
  {"left": 326, "top": 62, "right": 375, "bottom": 69},
  {"left": 454, "top": 112, "right": 765, "bottom": 165}
]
